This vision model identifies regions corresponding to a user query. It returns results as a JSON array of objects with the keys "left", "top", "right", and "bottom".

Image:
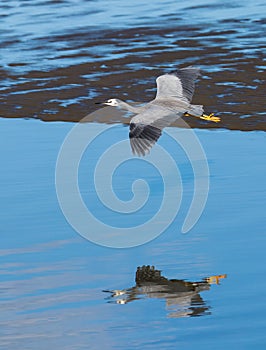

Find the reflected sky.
[{"left": 0, "top": 118, "right": 265, "bottom": 348}]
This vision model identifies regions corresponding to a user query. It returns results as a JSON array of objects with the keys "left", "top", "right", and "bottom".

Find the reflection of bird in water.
[
  {"left": 96, "top": 67, "right": 220, "bottom": 156},
  {"left": 103, "top": 265, "right": 226, "bottom": 318}
]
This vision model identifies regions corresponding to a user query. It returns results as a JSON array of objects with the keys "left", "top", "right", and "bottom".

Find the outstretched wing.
[
  {"left": 129, "top": 106, "right": 180, "bottom": 156},
  {"left": 155, "top": 66, "right": 201, "bottom": 102},
  {"left": 129, "top": 122, "right": 162, "bottom": 157}
]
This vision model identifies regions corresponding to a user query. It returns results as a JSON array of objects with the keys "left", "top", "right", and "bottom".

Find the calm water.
[{"left": 1, "top": 0, "right": 266, "bottom": 349}]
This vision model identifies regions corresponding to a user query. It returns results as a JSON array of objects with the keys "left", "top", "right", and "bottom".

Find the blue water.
[
  {"left": 1, "top": 0, "right": 265, "bottom": 73},
  {"left": 1, "top": 118, "right": 266, "bottom": 349}
]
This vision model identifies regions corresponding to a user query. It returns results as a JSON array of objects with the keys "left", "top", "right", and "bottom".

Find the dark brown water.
[{"left": 0, "top": 0, "right": 265, "bottom": 130}]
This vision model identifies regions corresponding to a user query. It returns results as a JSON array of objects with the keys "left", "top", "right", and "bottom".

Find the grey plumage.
[{"left": 100, "top": 66, "right": 206, "bottom": 156}]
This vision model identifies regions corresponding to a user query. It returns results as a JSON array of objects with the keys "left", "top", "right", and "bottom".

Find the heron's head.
[{"left": 103, "top": 98, "right": 119, "bottom": 107}]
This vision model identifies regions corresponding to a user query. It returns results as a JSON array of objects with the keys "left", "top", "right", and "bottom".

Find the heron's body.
[{"left": 98, "top": 66, "right": 220, "bottom": 156}]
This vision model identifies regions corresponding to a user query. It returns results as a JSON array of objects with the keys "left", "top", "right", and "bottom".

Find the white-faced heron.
[{"left": 96, "top": 66, "right": 220, "bottom": 156}]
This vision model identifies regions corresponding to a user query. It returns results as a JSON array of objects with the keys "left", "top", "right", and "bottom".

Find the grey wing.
[
  {"left": 129, "top": 107, "right": 179, "bottom": 156},
  {"left": 129, "top": 123, "right": 161, "bottom": 156},
  {"left": 155, "top": 66, "right": 201, "bottom": 102}
]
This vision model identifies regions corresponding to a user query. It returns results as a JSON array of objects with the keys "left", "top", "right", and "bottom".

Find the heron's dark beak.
[{"left": 95, "top": 101, "right": 104, "bottom": 105}]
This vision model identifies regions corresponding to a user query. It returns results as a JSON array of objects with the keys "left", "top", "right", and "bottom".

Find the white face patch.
[{"left": 105, "top": 99, "right": 118, "bottom": 106}]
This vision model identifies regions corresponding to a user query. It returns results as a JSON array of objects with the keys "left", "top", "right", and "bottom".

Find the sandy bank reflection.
[{"left": 104, "top": 265, "right": 226, "bottom": 318}]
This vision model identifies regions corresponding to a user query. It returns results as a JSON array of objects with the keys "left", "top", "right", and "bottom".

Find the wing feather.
[
  {"left": 156, "top": 66, "right": 200, "bottom": 102},
  {"left": 129, "top": 107, "right": 179, "bottom": 156},
  {"left": 129, "top": 122, "right": 161, "bottom": 156}
]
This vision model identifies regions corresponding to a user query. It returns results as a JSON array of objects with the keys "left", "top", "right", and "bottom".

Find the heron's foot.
[
  {"left": 206, "top": 274, "right": 227, "bottom": 285},
  {"left": 184, "top": 112, "right": 221, "bottom": 123},
  {"left": 200, "top": 113, "right": 221, "bottom": 123}
]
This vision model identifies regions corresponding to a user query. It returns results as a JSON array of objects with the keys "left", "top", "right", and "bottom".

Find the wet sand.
[{"left": 0, "top": 1, "right": 265, "bottom": 131}]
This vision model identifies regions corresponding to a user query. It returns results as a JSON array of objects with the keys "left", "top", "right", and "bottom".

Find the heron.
[
  {"left": 96, "top": 66, "right": 220, "bottom": 156},
  {"left": 103, "top": 265, "right": 226, "bottom": 316}
]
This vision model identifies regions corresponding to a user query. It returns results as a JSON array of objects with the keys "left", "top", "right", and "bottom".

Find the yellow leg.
[
  {"left": 201, "top": 113, "right": 221, "bottom": 123},
  {"left": 206, "top": 274, "right": 227, "bottom": 285},
  {"left": 184, "top": 112, "right": 221, "bottom": 123}
]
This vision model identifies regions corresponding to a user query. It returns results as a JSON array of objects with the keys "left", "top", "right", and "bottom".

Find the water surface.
[
  {"left": 0, "top": 0, "right": 265, "bottom": 130},
  {"left": 1, "top": 119, "right": 266, "bottom": 349},
  {"left": 1, "top": 1, "right": 266, "bottom": 349}
]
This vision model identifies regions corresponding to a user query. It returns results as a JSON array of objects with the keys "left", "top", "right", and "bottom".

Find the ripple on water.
[{"left": 0, "top": 0, "right": 265, "bottom": 129}]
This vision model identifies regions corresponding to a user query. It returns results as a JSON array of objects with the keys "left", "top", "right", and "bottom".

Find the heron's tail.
[{"left": 186, "top": 104, "right": 204, "bottom": 117}]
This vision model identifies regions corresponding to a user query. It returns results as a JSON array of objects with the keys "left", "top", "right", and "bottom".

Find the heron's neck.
[{"left": 118, "top": 100, "right": 140, "bottom": 113}]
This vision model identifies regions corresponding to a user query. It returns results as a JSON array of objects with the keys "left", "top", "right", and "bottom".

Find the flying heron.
[{"left": 96, "top": 66, "right": 220, "bottom": 156}]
